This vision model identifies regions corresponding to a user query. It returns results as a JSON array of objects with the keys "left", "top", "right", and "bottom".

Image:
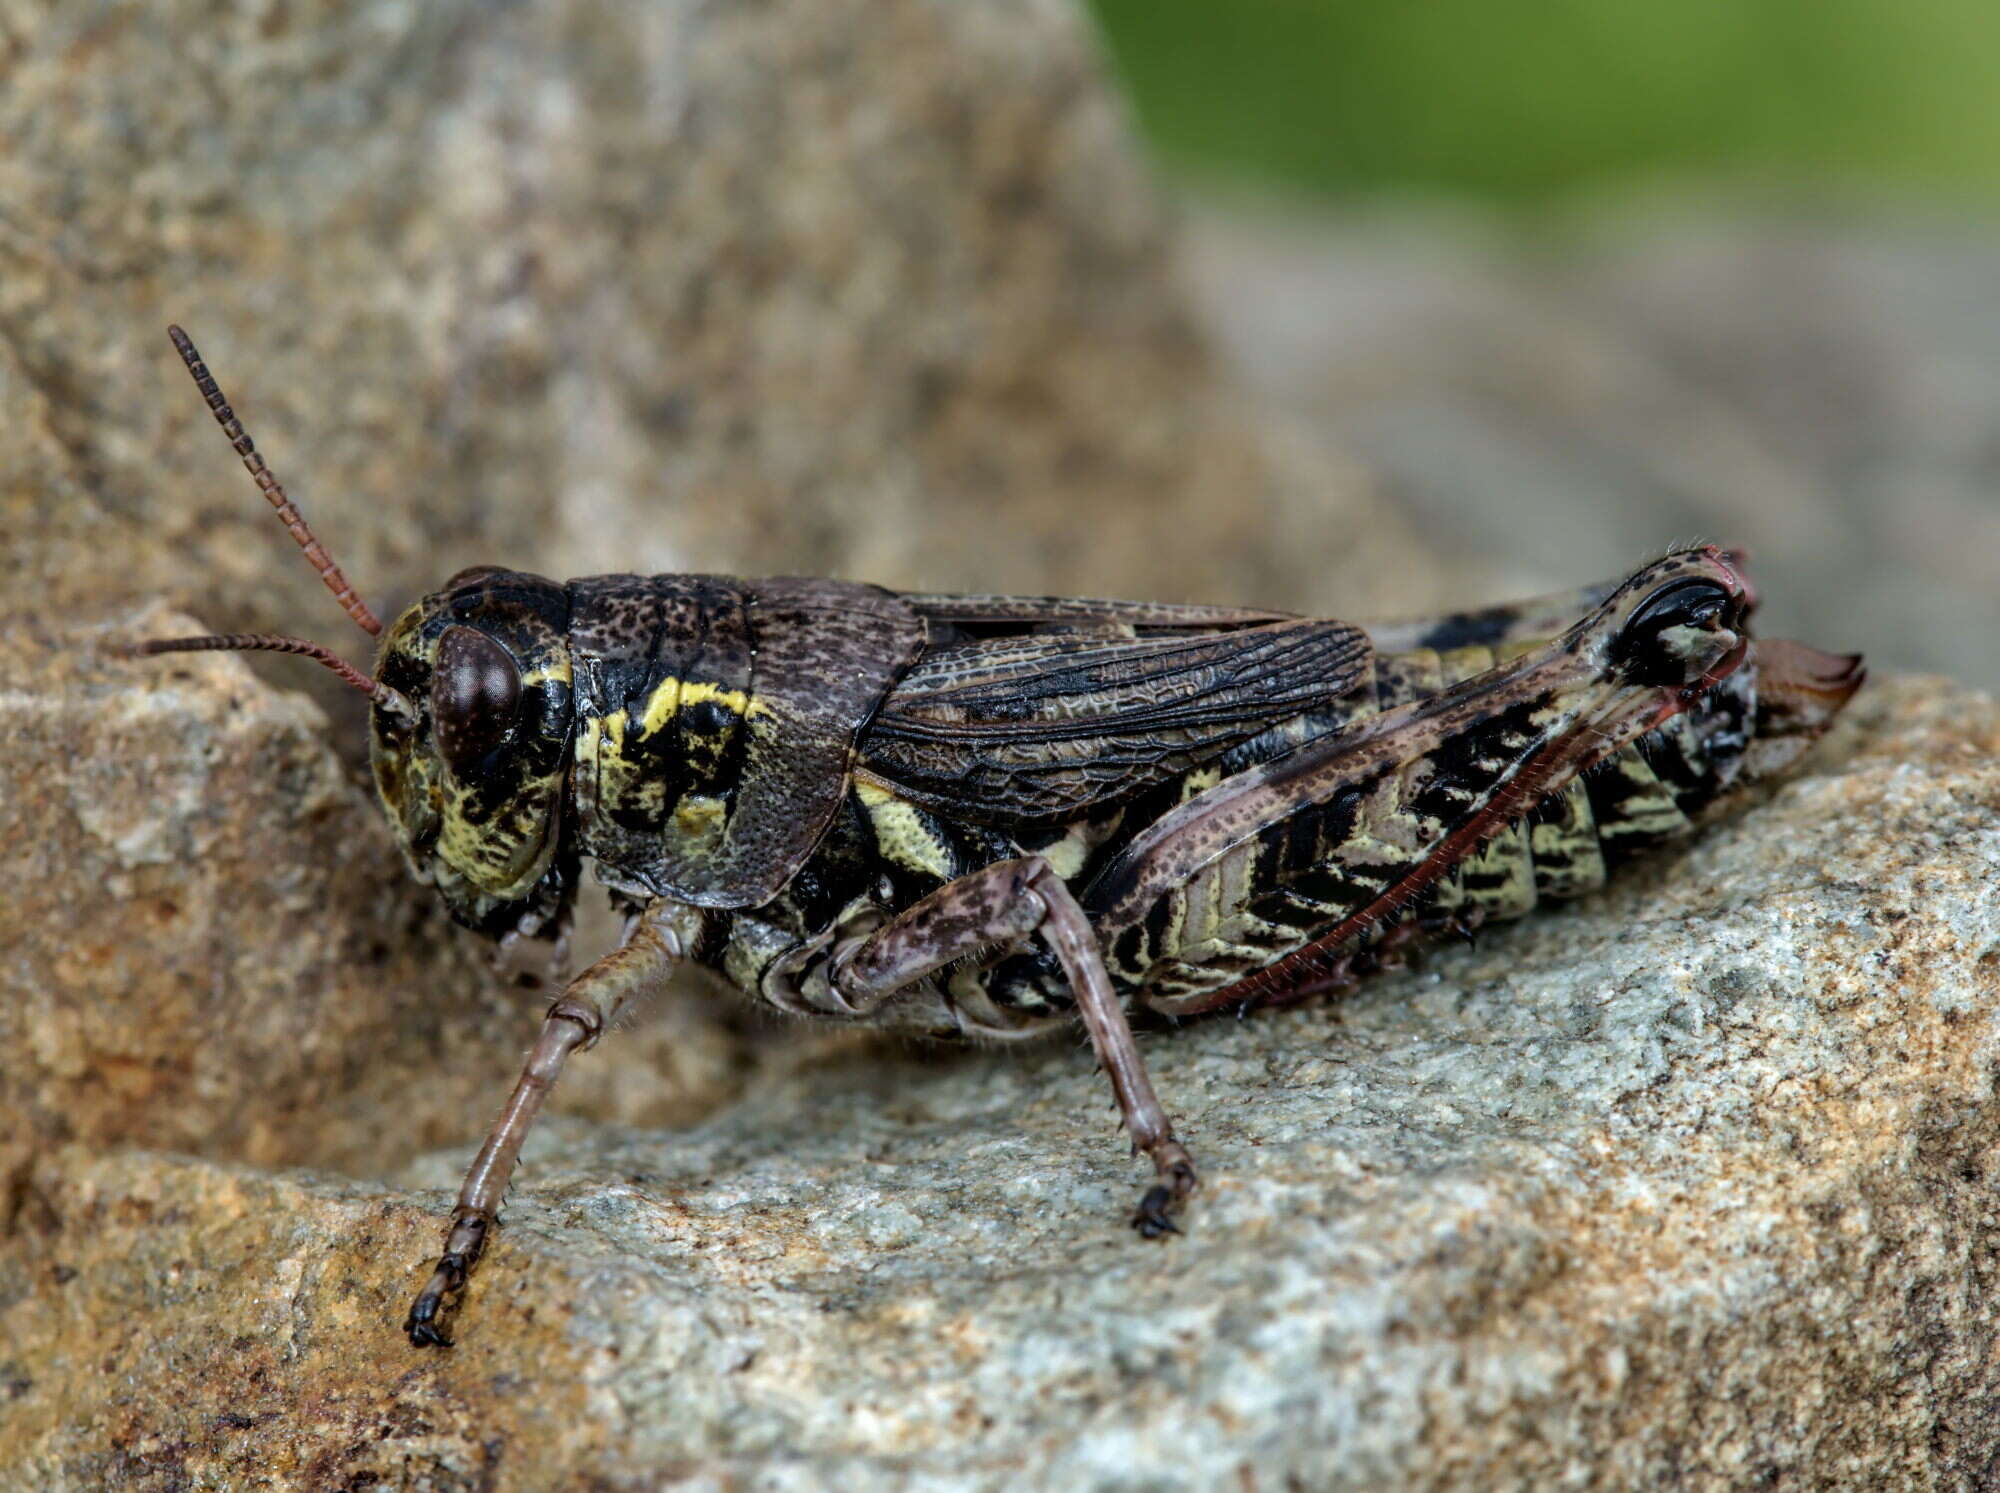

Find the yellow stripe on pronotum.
[{"left": 639, "top": 676, "right": 767, "bottom": 739}]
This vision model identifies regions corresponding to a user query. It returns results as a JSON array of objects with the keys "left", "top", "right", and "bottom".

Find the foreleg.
[
  {"left": 405, "top": 898, "right": 700, "bottom": 1346},
  {"left": 835, "top": 856, "right": 1198, "bottom": 1237}
]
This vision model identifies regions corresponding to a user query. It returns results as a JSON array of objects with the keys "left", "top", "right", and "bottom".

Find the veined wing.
[{"left": 861, "top": 613, "right": 1373, "bottom": 825}]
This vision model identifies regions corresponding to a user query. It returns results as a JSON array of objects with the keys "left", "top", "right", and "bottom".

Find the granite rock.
[
  {"left": 6, "top": 2, "right": 1996, "bottom": 1487},
  {"left": 4, "top": 677, "right": 1995, "bottom": 1489}
]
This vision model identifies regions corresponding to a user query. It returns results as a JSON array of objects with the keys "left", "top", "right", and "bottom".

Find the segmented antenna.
[
  {"left": 131, "top": 633, "right": 413, "bottom": 721},
  {"left": 132, "top": 330, "right": 412, "bottom": 719},
  {"left": 167, "top": 324, "right": 384, "bottom": 637}
]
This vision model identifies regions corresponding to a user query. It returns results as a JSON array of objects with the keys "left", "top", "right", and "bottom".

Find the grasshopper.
[{"left": 133, "top": 327, "right": 1865, "bottom": 1346}]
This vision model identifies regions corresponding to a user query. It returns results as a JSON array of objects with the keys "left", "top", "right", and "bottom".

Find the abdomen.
[
  {"left": 1100, "top": 643, "right": 1756, "bottom": 1016},
  {"left": 710, "top": 641, "right": 1756, "bottom": 1031}
]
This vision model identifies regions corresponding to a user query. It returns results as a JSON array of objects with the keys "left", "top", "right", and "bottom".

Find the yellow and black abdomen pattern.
[
  {"left": 1094, "top": 642, "right": 1758, "bottom": 1015},
  {"left": 1410, "top": 642, "right": 1752, "bottom": 924}
]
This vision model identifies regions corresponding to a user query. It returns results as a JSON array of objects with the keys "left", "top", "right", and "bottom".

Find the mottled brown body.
[
  {"left": 351, "top": 547, "right": 1859, "bottom": 1344},
  {"left": 133, "top": 327, "right": 1865, "bottom": 1348},
  {"left": 685, "top": 560, "right": 1790, "bottom": 1034},
  {"left": 365, "top": 562, "right": 1772, "bottom": 1038}
]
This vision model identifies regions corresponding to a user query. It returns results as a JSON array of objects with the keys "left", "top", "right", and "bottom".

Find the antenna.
[
  {"left": 131, "top": 633, "right": 414, "bottom": 723},
  {"left": 131, "top": 327, "right": 412, "bottom": 725},
  {"left": 166, "top": 324, "right": 384, "bottom": 636}
]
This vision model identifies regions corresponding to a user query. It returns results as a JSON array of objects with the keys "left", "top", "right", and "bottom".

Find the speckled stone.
[
  {"left": 6, "top": 1, "right": 1995, "bottom": 1486},
  {"left": 4, "top": 678, "right": 1995, "bottom": 1488}
]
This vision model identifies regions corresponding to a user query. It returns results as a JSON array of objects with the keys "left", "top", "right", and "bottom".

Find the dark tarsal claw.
[
  {"left": 404, "top": 1248, "right": 471, "bottom": 1348},
  {"left": 405, "top": 1312, "right": 452, "bottom": 1349},
  {"left": 1132, "top": 1150, "right": 1198, "bottom": 1239},
  {"left": 1133, "top": 1184, "right": 1182, "bottom": 1238}
]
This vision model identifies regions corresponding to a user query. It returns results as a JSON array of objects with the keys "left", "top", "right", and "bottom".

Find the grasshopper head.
[
  {"left": 132, "top": 326, "right": 581, "bottom": 939},
  {"left": 370, "top": 568, "right": 578, "bottom": 934}
]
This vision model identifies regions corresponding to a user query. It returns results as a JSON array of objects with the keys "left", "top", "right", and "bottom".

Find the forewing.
[
  {"left": 862, "top": 616, "right": 1373, "bottom": 824},
  {"left": 899, "top": 593, "right": 1298, "bottom": 632},
  {"left": 1359, "top": 577, "right": 1623, "bottom": 654}
]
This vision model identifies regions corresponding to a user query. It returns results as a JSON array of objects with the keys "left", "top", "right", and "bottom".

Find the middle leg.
[{"left": 834, "top": 856, "right": 1199, "bottom": 1236}]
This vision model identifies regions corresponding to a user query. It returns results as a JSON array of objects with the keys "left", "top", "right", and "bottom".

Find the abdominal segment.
[{"left": 1104, "top": 643, "right": 1754, "bottom": 1017}]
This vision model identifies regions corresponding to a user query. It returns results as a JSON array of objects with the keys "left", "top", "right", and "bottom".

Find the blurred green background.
[
  {"left": 1085, "top": 1, "right": 2000, "bottom": 690},
  {"left": 1089, "top": 0, "right": 2000, "bottom": 201}
]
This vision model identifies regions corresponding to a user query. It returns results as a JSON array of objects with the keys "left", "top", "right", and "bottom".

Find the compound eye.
[
  {"left": 432, "top": 625, "right": 522, "bottom": 776},
  {"left": 1613, "top": 577, "right": 1738, "bottom": 686}
]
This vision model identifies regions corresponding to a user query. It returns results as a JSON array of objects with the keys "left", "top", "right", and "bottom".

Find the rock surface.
[
  {"left": 0, "top": 608, "right": 751, "bottom": 1183},
  {"left": 4, "top": 677, "right": 1996, "bottom": 1488},
  {"left": 7, "top": 2, "right": 1998, "bottom": 1488}
]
